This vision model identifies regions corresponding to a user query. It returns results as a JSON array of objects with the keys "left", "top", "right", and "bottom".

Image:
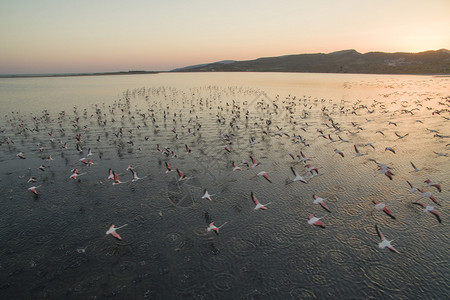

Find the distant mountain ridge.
[
  {"left": 171, "top": 49, "right": 450, "bottom": 74},
  {"left": 172, "top": 60, "right": 236, "bottom": 72}
]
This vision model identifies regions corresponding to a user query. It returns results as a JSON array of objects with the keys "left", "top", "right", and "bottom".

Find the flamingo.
[
  {"left": 308, "top": 214, "right": 325, "bottom": 228},
  {"left": 201, "top": 189, "right": 214, "bottom": 201},
  {"left": 105, "top": 224, "right": 128, "bottom": 240},
  {"left": 17, "top": 152, "right": 26, "bottom": 159},
  {"left": 291, "top": 167, "right": 307, "bottom": 183},
  {"left": 313, "top": 195, "right": 330, "bottom": 212},
  {"left": 251, "top": 192, "right": 271, "bottom": 210},
  {"left": 107, "top": 168, "right": 114, "bottom": 180},
  {"left": 371, "top": 201, "right": 396, "bottom": 219},
  {"left": 375, "top": 225, "right": 400, "bottom": 254},
  {"left": 378, "top": 165, "right": 394, "bottom": 180},
  {"left": 80, "top": 158, "right": 93, "bottom": 166},
  {"left": 424, "top": 179, "right": 441, "bottom": 192},
  {"left": 354, "top": 145, "right": 365, "bottom": 157},
  {"left": 257, "top": 171, "right": 272, "bottom": 183},
  {"left": 297, "top": 151, "right": 311, "bottom": 163},
  {"left": 176, "top": 168, "right": 188, "bottom": 181},
  {"left": 412, "top": 202, "right": 441, "bottom": 223},
  {"left": 288, "top": 152, "right": 295, "bottom": 160},
  {"left": 305, "top": 164, "right": 319, "bottom": 176},
  {"left": 232, "top": 162, "right": 241, "bottom": 171},
  {"left": 406, "top": 181, "right": 417, "bottom": 193},
  {"left": 207, "top": 222, "right": 228, "bottom": 235},
  {"left": 112, "top": 171, "right": 125, "bottom": 185},
  {"left": 70, "top": 169, "right": 80, "bottom": 179},
  {"left": 250, "top": 156, "right": 260, "bottom": 168},
  {"left": 28, "top": 185, "right": 41, "bottom": 195},
  {"left": 165, "top": 161, "right": 172, "bottom": 173},
  {"left": 417, "top": 189, "right": 440, "bottom": 206},
  {"left": 410, "top": 161, "right": 420, "bottom": 172},
  {"left": 130, "top": 168, "right": 145, "bottom": 182},
  {"left": 185, "top": 144, "right": 191, "bottom": 153},
  {"left": 395, "top": 132, "right": 409, "bottom": 139},
  {"left": 385, "top": 147, "right": 396, "bottom": 154},
  {"left": 365, "top": 142, "right": 375, "bottom": 149},
  {"left": 334, "top": 149, "right": 344, "bottom": 157}
]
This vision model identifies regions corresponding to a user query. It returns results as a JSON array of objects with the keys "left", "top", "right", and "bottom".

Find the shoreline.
[
  {"left": 1, "top": 70, "right": 449, "bottom": 79},
  {"left": 0, "top": 70, "right": 161, "bottom": 79}
]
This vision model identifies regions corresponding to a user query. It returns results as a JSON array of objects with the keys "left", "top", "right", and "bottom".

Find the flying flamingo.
[
  {"left": 412, "top": 202, "right": 441, "bottom": 223},
  {"left": 424, "top": 179, "right": 441, "bottom": 192},
  {"left": 250, "top": 156, "right": 260, "bottom": 168},
  {"left": 129, "top": 168, "right": 145, "bottom": 182},
  {"left": 28, "top": 185, "right": 41, "bottom": 195},
  {"left": 375, "top": 225, "right": 400, "bottom": 254},
  {"left": 232, "top": 162, "right": 241, "bottom": 171},
  {"left": 417, "top": 188, "right": 440, "bottom": 206},
  {"left": 334, "top": 149, "right": 344, "bottom": 157},
  {"left": 251, "top": 192, "right": 271, "bottom": 210},
  {"left": 165, "top": 161, "right": 172, "bottom": 173},
  {"left": 385, "top": 147, "right": 396, "bottom": 154},
  {"left": 378, "top": 165, "right": 394, "bottom": 180},
  {"left": 185, "top": 144, "right": 191, "bottom": 153},
  {"left": 297, "top": 151, "right": 312, "bottom": 163},
  {"left": 207, "top": 222, "right": 228, "bottom": 235},
  {"left": 201, "top": 189, "right": 214, "bottom": 201},
  {"left": 176, "top": 168, "right": 188, "bottom": 181},
  {"left": 410, "top": 161, "right": 420, "bottom": 172},
  {"left": 370, "top": 201, "right": 396, "bottom": 219},
  {"left": 105, "top": 224, "right": 128, "bottom": 240},
  {"left": 70, "top": 169, "right": 80, "bottom": 179},
  {"left": 80, "top": 158, "right": 93, "bottom": 166},
  {"left": 291, "top": 167, "right": 307, "bottom": 183},
  {"left": 406, "top": 181, "right": 417, "bottom": 193},
  {"left": 308, "top": 214, "right": 325, "bottom": 228},
  {"left": 313, "top": 195, "right": 331, "bottom": 212},
  {"left": 108, "top": 168, "right": 114, "bottom": 180},
  {"left": 365, "top": 143, "right": 375, "bottom": 149},
  {"left": 112, "top": 171, "right": 126, "bottom": 185},
  {"left": 354, "top": 145, "right": 365, "bottom": 157},
  {"left": 305, "top": 164, "right": 319, "bottom": 176},
  {"left": 257, "top": 171, "right": 272, "bottom": 183}
]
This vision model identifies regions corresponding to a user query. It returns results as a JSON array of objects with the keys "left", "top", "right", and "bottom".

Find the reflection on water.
[{"left": 0, "top": 73, "right": 448, "bottom": 298}]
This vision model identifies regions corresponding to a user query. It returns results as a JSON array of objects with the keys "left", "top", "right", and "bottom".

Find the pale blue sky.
[{"left": 1, "top": 0, "right": 449, "bottom": 74}]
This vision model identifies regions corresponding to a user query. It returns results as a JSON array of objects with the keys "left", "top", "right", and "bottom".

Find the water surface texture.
[{"left": 0, "top": 73, "right": 448, "bottom": 299}]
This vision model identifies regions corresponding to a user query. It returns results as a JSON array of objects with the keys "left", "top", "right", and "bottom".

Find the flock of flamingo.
[{"left": 2, "top": 85, "right": 448, "bottom": 260}]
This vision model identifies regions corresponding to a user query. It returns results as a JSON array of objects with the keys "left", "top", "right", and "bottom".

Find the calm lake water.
[{"left": 0, "top": 72, "right": 448, "bottom": 299}]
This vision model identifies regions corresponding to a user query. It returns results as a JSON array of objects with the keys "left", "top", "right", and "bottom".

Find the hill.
[{"left": 171, "top": 49, "right": 450, "bottom": 74}]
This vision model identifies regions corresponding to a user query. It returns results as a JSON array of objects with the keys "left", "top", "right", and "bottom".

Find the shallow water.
[{"left": 0, "top": 73, "right": 449, "bottom": 299}]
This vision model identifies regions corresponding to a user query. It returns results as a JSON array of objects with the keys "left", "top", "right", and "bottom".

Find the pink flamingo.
[
  {"left": 375, "top": 225, "right": 400, "bottom": 254},
  {"left": 105, "top": 224, "right": 128, "bottom": 240},
  {"left": 412, "top": 202, "right": 441, "bottom": 223},
  {"left": 207, "top": 222, "right": 228, "bottom": 235},
  {"left": 308, "top": 214, "right": 325, "bottom": 228},
  {"left": 251, "top": 192, "right": 271, "bottom": 210},
  {"left": 313, "top": 195, "right": 331, "bottom": 212}
]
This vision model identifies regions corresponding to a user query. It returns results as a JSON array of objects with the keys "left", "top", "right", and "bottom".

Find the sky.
[{"left": 1, "top": 0, "right": 449, "bottom": 74}]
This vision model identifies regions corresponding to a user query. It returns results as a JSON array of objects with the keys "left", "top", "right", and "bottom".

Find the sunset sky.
[{"left": 1, "top": 0, "right": 449, "bottom": 74}]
